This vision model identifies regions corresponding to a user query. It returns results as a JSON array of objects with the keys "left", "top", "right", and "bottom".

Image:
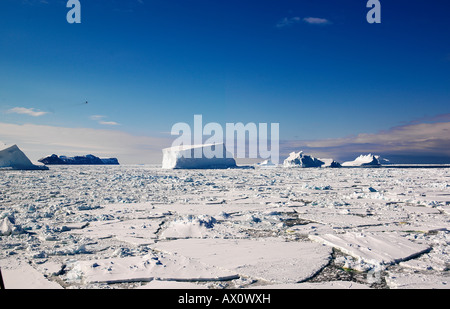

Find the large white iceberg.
[
  {"left": 283, "top": 151, "right": 340, "bottom": 168},
  {"left": 341, "top": 154, "right": 381, "bottom": 167},
  {"left": 0, "top": 144, "right": 48, "bottom": 170},
  {"left": 162, "top": 143, "right": 237, "bottom": 169}
]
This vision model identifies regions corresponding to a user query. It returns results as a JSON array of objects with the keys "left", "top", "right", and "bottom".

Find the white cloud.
[
  {"left": 99, "top": 121, "right": 120, "bottom": 126},
  {"left": 90, "top": 115, "right": 120, "bottom": 126},
  {"left": 90, "top": 115, "right": 105, "bottom": 121},
  {"left": 276, "top": 16, "right": 331, "bottom": 28},
  {"left": 6, "top": 107, "right": 48, "bottom": 117},
  {"left": 303, "top": 17, "right": 331, "bottom": 25}
]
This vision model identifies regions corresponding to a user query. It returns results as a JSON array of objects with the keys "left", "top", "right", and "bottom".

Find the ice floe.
[
  {"left": 66, "top": 252, "right": 239, "bottom": 284},
  {"left": 153, "top": 238, "right": 332, "bottom": 284},
  {"left": 309, "top": 232, "right": 431, "bottom": 266}
]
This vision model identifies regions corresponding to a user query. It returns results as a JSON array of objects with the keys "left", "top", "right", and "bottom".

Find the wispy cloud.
[
  {"left": 99, "top": 121, "right": 120, "bottom": 126},
  {"left": 90, "top": 115, "right": 105, "bottom": 121},
  {"left": 90, "top": 115, "right": 120, "bottom": 126},
  {"left": 6, "top": 107, "right": 48, "bottom": 117},
  {"left": 276, "top": 16, "right": 331, "bottom": 28},
  {"left": 404, "top": 113, "right": 450, "bottom": 125},
  {"left": 303, "top": 17, "right": 331, "bottom": 25},
  {"left": 276, "top": 17, "right": 302, "bottom": 28}
]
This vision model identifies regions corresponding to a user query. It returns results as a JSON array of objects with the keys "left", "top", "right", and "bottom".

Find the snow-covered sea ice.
[{"left": 0, "top": 165, "right": 449, "bottom": 289}]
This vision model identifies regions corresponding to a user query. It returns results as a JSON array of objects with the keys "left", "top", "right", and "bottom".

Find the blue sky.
[{"left": 1, "top": 0, "right": 449, "bottom": 163}]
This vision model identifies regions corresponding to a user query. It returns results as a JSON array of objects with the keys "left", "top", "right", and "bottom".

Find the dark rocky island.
[{"left": 38, "top": 154, "right": 119, "bottom": 165}]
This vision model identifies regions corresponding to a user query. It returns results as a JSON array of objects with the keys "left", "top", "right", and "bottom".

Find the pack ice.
[{"left": 0, "top": 163, "right": 449, "bottom": 289}]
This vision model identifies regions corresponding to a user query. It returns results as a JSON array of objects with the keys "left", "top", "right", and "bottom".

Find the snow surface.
[
  {"left": 162, "top": 143, "right": 236, "bottom": 169},
  {"left": 310, "top": 232, "right": 431, "bottom": 265},
  {"left": 0, "top": 164, "right": 449, "bottom": 289},
  {"left": 154, "top": 238, "right": 332, "bottom": 283},
  {"left": 1, "top": 260, "right": 63, "bottom": 289}
]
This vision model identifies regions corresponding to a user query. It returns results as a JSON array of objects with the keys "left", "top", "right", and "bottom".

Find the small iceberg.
[
  {"left": 0, "top": 144, "right": 48, "bottom": 170},
  {"left": 283, "top": 151, "right": 340, "bottom": 168},
  {"left": 341, "top": 154, "right": 381, "bottom": 167}
]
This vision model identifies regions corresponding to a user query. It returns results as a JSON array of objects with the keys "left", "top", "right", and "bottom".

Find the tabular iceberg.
[
  {"left": 162, "top": 143, "right": 237, "bottom": 169},
  {"left": 0, "top": 144, "right": 48, "bottom": 170}
]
